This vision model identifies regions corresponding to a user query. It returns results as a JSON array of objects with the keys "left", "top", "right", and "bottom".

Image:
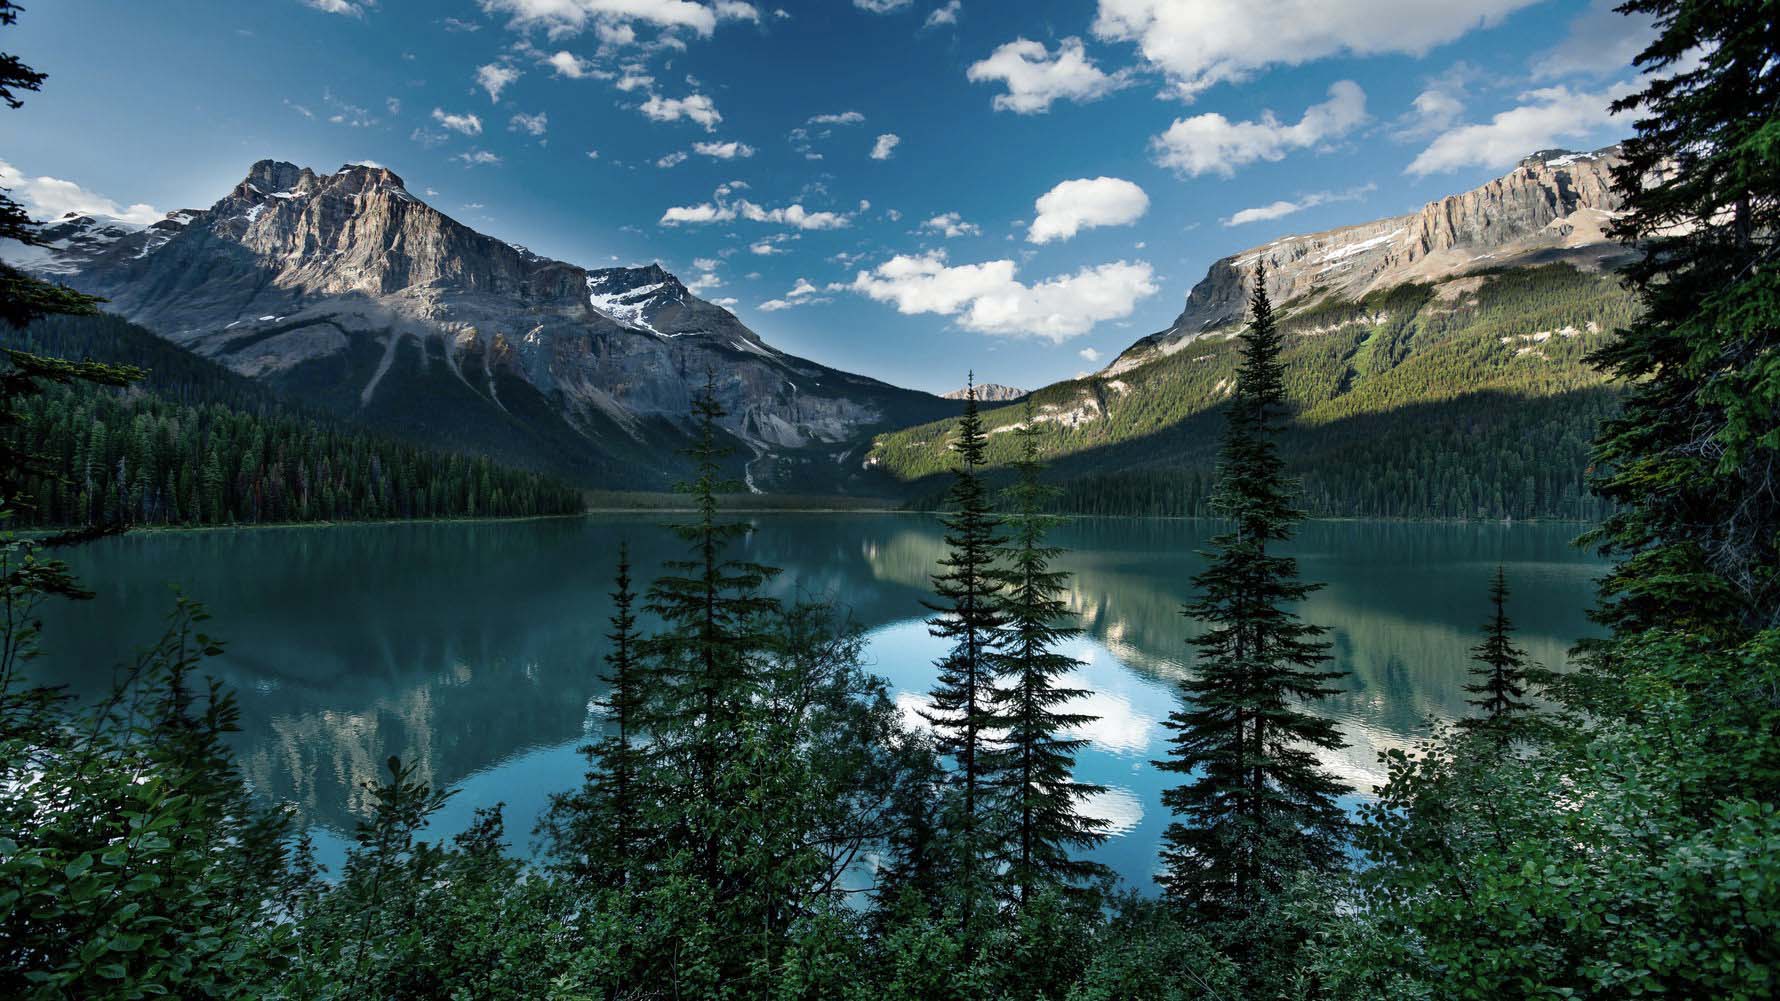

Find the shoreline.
[{"left": 19, "top": 507, "right": 1601, "bottom": 538}]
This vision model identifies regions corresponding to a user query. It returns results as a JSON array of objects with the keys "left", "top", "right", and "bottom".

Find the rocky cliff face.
[
  {"left": 10, "top": 160, "right": 952, "bottom": 490},
  {"left": 941, "top": 383, "right": 1027, "bottom": 402},
  {"left": 1112, "top": 145, "right": 1632, "bottom": 373}
]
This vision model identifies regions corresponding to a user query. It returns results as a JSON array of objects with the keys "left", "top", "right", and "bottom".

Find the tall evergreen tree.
[
  {"left": 545, "top": 543, "right": 649, "bottom": 889},
  {"left": 0, "top": 4, "right": 134, "bottom": 534},
  {"left": 1156, "top": 261, "right": 1350, "bottom": 933},
  {"left": 990, "top": 404, "right": 1109, "bottom": 911},
  {"left": 1585, "top": 0, "right": 1780, "bottom": 638},
  {"left": 1459, "top": 565, "right": 1535, "bottom": 742},
  {"left": 920, "top": 373, "right": 1006, "bottom": 942},
  {"left": 641, "top": 372, "right": 778, "bottom": 875}
]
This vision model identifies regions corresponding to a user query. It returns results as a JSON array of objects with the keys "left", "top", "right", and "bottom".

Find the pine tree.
[
  {"left": 641, "top": 373, "right": 778, "bottom": 869},
  {"left": 1459, "top": 565, "right": 1536, "bottom": 743},
  {"left": 920, "top": 373, "right": 1006, "bottom": 942},
  {"left": 546, "top": 543, "right": 649, "bottom": 889},
  {"left": 990, "top": 404, "right": 1109, "bottom": 911},
  {"left": 1156, "top": 261, "right": 1350, "bottom": 933},
  {"left": 1585, "top": 0, "right": 1780, "bottom": 638}
]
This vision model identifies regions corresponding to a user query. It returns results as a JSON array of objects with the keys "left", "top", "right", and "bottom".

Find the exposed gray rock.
[
  {"left": 1110, "top": 145, "right": 1633, "bottom": 374},
  {"left": 941, "top": 383, "right": 1027, "bottom": 402},
  {"left": 7, "top": 160, "right": 952, "bottom": 491}
]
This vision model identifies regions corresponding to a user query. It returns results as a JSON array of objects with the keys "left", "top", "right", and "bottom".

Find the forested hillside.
[
  {"left": 5, "top": 315, "right": 584, "bottom": 527},
  {"left": 874, "top": 264, "right": 1637, "bottom": 520}
]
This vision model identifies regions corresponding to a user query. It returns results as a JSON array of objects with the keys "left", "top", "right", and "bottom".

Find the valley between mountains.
[{"left": 7, "top": 144, "right": 1637, "bottom": 519}]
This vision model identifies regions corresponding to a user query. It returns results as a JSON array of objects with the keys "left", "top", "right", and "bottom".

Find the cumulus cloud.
[
  {"left": 853, "top": 0, "right": 911, "bottom": 11},
  {"left": 545, "top": 50, "right": 607, "bottom": 78},
  {"left": 1530, "top": 0, "right": 1656, "bottom": 80},
  {"left": 303, "top": 0, "right": 373, "bottom": 16},
  {"left": 921, "top": 212, "right": 981, "bottom": 238},
  {"left": 660, "top": 187, "right": 853, "bottom": 229},
  {"left": 966, "top": 37, "right": 1127, "bottom": 114},
  {"left": 692, "top": 140, "right": 755, "bottom": 159},
  {"left": 509, "top": 111, "right": 548, "bottom": 136},
  {"left": 1222, "top": 183, "right": 1374, "bottom": 226},
  {"left": 454, "top": 149, "right": 503, "bottom": 166},
  {"left": 841, "top": 250, "right": 1157, "bottom": 340},
  {"left": 0, "top": 159, "right": 161, "bottom": 225},
  {"left": 640, "top": 92, "right": 722, "bottom": 130},
  {"left": 1090, "top": 0, "right": 1541, "bottom": 99},
  {"left": 714, "top": 1, "right": 759, "bottom": 23},
  {"left": 758, "top": 277, "right": 827, "bottom": 311},
  {"left": 1406, "top": 83, "right": 1630, "bottom": 175},
  {"left": 1078, "top": 346, "right": 1102, "bottom": 363},
  {"left": 1028, "top": 176, "right": 1148, "bottom": 244},
  {"left": 808, "top": 110, "right": 866, "bottom": 125},
  {"left": 1151, "top": 80, "right": 1366, "bottom": 177},
  {"left": 476, "top": 62, "right": 519, "bottom": 102},
  {"left": 924, "top": 1, "right": 960, "bottom": 28},
  {"left": 432, "top": 107, "right": 484, "bottom": 135},
  {"left": 655, "top": 150, "right": 689, "bottom": 168},
  {"left": 477, "top": 0, "right": 724, "bottom": 38},
  {"left": 869, "top": 133, "right": 900, "bottom": 160}
]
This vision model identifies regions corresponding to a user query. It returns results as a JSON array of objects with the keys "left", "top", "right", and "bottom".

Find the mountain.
[
  {"left": 941, "top": 383, "right": 1027, "bottom": 402},
  {"left": 6, "top": 160, "right": 954, "bottom": 492},
  {"left": 1113, "top": 145, "right": 1631, "bottom": 373},
  {"left": 868, "top": 146, "right": 1639, "bottom": 521}
]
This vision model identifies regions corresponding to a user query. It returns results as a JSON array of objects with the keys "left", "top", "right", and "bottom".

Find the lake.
[{"left": 37, "top": 514, "right": 1604, "bottom": 890}]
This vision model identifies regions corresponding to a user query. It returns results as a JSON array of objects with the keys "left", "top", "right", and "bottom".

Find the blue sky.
[{"left": 4, "top": 0, "right": 1647, "bottom": 394}]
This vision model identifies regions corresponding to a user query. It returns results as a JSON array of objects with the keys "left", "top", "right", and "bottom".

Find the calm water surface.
[{"left": 40, "top": 514, "right": 1604, "bottom": 890}]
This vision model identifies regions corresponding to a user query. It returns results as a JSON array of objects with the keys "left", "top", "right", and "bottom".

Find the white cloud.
[
  {"left": 454, "top": 149, "right": 503, "bottom": 166},
  {"left": 476, "top": 62, "right": 520, "bottom": 102},
  {"left": 1078, "top": 346, "right": 1102, "bottom": 363},
  {"left": 545, "top": 50, "right": 606, "bottom": 78},
  {"left": 921, "top": 212, "right": 981, "bottom": 238},
  {"left": 303, "top": 0, "right": 372, "bottom": 16},
  {"left": 1530, "top": 0, "right": 1656, "bottom": 80},
  {"left": 687, "top": 270, "right": 722, "bottom": 292},
  {"left": 870, "top": 133, "right": 900, "bottom": 160},
  {"left": 477, "top": 0, "right": 721, "bottom": 37},
  {"left": 713, "top": 296, "right": 739, "bottom": 306},
  {"left": 385, "top": 96, "right": 402, "bottom": 115},
  {"left": 1028, "top": 176, "right": 1148, "bottom": 244},
  {"left": 758, "top": 276, "right": 827, "bottom": 311},
  {"left": 1090, "top": 0, "right": 1542, "bottom": 99},
  {"left": 596, "top": 22, "right": 635, "bottom": 46},
  {"left": 749, "top": 240, "right": 783, "bottom": 254},
  {"left": 432, "top": 107, "right": 484, "bottom": 135},
  {"left": 0, "top": 159, "right": 161, "bottom": 225},
  {"left": 924, "top": 1, "right": 960, "bottom": 28},
  {"left": 1150, "top": 80, "right": 1367, "bottom": 177},
  {"left": 692, "top": 257, "right": 721, "bottom": 271},
  {"left": 661, "top": 188, "right": 853, "bottom": 230},
  {"left": 842, "top": 250, "right": 1157, "bottom": 340},
  {"left": 692, "top": 140, "right": 755, "bottom": 159},
  {"left": 509, "top": 111, "right": 549, "bottom": 136},
  {"left": 656, "top": 150, "right": 689, "bottom": 168},
  {"left": 1406, "top": 83, "right": 1630, "bottom": 176},
  {"left": 715, "top": 1, "right": 759, "bottom": 21},
  {"left": 808, "top": 110, "right": 866, "bottom": 125},
  {"left": 966, "top": 37, "right": 1126, "bottom": 114},
  {"left": 586, "top": 148, "right": 601, "bottom": 159},
  {"left": 640, "top": 93, "right": 722, "bottom": 130},
  {"left": 853, "top": 0, "right": 911, "bottom": 11},
  {"left": 615, "top": 71, "right": 655, "bottom": 92},
  {"left": 1222, "top": 183, "right": 1374, "bottom": 226}
]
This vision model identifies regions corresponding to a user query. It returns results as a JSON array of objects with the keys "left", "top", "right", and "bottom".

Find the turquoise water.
[{"left": 39, "top": 514, "right": 1604, "bottom": 889}]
